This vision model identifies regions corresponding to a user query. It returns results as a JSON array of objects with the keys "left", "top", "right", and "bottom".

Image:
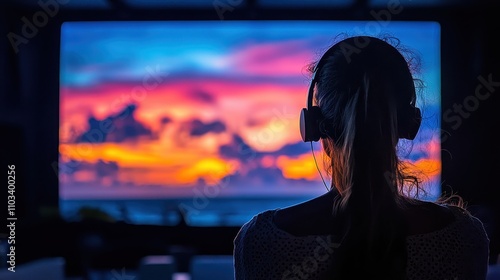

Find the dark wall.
[
  {"left": 1, "top": 0, "right": 499, "bottom": 275},
  {"left": 439, "top": 7, "right": 500, "bottom": 262}
]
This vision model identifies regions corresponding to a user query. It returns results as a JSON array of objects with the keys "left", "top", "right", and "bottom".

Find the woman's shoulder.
[
  {"left": 241, "top": 209, "right": 276, "bottom": 230},
  {"left": 405, "top": 203, "right": 490, "bottom": 279},
  {"left": 445, "top": 204, "right": 490, "bottom": 238},
  {"left": 406, "top": 201, "right": 489, "bottom": 241},
  {"left": 437, "top": 203, "right": 487, "bottom": 229},
  {"left": 234, "top": 209, "right": 277, "bottom": 243}
]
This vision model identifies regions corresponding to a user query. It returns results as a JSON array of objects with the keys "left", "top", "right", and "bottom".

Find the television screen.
[{"left": 58, "top": 20, "right": 441, "bottom": 226}]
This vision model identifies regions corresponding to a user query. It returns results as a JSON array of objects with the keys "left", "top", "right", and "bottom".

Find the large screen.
[{"left": 59, "top": 20, "right": 441, "bottom": 226}]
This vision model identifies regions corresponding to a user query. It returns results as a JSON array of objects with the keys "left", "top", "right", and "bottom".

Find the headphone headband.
[{"left": 299, "top": 36, "right": 421, "bottom": 143}]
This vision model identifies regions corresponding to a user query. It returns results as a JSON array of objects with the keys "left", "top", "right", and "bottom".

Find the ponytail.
[{"left": 321, "top": 77, "right": 407, "bottom": 280}]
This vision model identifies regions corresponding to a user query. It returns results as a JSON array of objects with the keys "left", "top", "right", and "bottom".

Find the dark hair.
[{"left": 308, "top": 35, "right": 424, "bottom": 279}]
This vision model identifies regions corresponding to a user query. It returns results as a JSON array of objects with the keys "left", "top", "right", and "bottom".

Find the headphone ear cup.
[
  {"left": 300, "top": 108, "right": 308, "bottom": 142},
  {"left": 300, "top": 106, "right": 324, "bottom": 142},
  {"left": 411, "top": 107, "right": 422, "bottom": 139},
  {"left": 399, "top": 107, "right": 422, "bottom": 140}
]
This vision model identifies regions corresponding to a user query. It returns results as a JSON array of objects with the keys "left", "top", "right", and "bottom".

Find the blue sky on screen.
[{"left": 61, "top": 20, "right": 440, "bottom": 97}]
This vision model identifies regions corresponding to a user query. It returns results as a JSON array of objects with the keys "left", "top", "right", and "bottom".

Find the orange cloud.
[
  {"left": 413, "top": 158, "right": 441, "bottom": 180},
  {"left": 276, "top": 153, "right": 321, "bottom": 181},
  {"left": 176, "top": 158, "right": 238, "bottom": 185},
  {"left": 60, "top": 136, "right": 238, "bottom": 187}
]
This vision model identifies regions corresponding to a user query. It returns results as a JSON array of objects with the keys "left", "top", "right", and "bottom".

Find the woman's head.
[{"left": 310, "top": 35, "right": 422, "bottom": 197}]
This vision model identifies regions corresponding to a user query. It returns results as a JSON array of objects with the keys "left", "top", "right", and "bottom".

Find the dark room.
[{"left": 1, "top": 0, "right": 499, "bottom": 279}]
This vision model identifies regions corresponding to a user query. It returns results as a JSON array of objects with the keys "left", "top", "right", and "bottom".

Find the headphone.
[{"left": 299, "top": 39, "right": 422, "bottom": 142}]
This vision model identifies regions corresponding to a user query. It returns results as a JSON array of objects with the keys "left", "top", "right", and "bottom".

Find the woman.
[{"left": 233, "top": 35, "right": 490, "bottom": 279}]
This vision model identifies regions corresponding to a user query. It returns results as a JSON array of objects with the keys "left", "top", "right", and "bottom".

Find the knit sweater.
[{"left": 233, "top": 205, "right": 490, "bottom": 280}]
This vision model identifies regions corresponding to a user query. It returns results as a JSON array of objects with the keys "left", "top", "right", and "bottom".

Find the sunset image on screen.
[{"left": 59, "top": 20, "right": 441, "bottom": 204}]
